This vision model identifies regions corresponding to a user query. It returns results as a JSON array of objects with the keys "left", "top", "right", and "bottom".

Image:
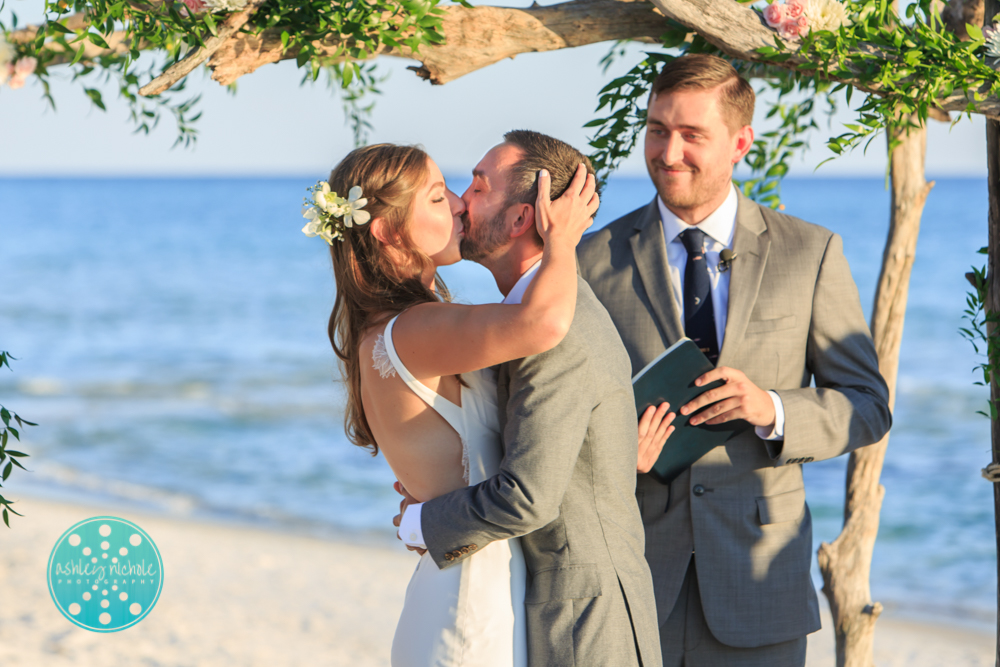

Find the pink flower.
[
  {"left": 182, "top": 0, "right": 207, "bottom": 12},
  {"left": 763, "top": 2, "right": 788, "bottom": 27},
  {"left": 14, "top": 57, "right": 36, "bottom": 77},
  {"left": 785, "top": 0, "right": 808, "bottom": 19},
  {"left": 7, "top": 58, "right": 37, "bottom": 90},
  {"left": 778, "top": 15, "right": 810, "bottom": 39}
]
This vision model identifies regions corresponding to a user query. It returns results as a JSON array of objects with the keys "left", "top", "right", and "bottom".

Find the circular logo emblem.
[{"left": 47, "top": 516, "right": 163, "bottom": 632}]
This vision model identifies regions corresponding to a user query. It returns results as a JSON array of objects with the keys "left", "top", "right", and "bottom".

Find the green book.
[{"left": 632, "top": 338, "right": 750, "bottom": 484}]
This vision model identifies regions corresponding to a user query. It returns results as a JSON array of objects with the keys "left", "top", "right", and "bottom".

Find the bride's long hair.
[{"left": 326, "top": 144, "right": 451, "bottom": 455}]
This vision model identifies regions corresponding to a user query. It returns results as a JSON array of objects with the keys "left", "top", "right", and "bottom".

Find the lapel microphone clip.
[{"left": 719, "top": 248, "right": 738, "bottom": 273}]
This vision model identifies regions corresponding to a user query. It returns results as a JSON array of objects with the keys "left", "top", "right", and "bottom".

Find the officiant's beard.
[
  {"left": 648, "top": 158, "right": 732, "bottom": 214},
  {"left": 460, "top": 209, "right": 509, "bottom": 263}
]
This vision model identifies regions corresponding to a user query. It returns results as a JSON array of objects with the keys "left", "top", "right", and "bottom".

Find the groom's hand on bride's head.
[{"left": 393, "top": 481, "right": 427, "bottom": 555}]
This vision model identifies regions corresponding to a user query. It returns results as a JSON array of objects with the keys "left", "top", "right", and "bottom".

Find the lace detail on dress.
[{"left": 372, "top": 334, "right": 396, "bottom": 378}]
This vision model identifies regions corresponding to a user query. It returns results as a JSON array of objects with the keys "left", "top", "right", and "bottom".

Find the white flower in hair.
[
  {"left": 300, "top": 181, "right": 370, "bottom": 244},
  {"left": 314, "top": 182, "right": 349, "bottom": 217},
  {"left": 343, "top": 186, "right": 370, "bottom": 228},
  {"left": 302, "top": 205, "right": 334, "bottom": 242}
]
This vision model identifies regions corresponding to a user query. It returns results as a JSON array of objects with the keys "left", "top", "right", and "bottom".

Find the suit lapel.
[
  {"left": 718, "top": 193, "right": 770, "bottom": 366},
  {"left": 629, "top": 199, "right": 684, "bottom": 345}
]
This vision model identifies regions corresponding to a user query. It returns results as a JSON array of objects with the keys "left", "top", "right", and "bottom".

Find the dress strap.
[{"left": 383, "top": 315, "right": 466, "bottom": 437}]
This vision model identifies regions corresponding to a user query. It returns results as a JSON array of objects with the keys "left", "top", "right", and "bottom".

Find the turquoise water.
[{"left": 0, "top": 175, "right": 994, "bottom": 621}]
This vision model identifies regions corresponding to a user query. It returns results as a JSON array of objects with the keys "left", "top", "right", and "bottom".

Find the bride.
[{"left": 304, "top": 143, "right": 671, "bottom": 666}]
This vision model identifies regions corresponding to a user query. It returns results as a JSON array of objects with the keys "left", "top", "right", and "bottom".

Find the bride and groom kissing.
[{"left": 313, "top": 54, "right": 891, "bottom": 667}]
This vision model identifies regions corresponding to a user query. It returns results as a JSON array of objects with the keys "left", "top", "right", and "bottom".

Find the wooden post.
[
  {"left": 817, "top": 116, "right": 933, "bottom": 666},
  {"left": 982, "top": 4, "right": 1000, "bottom": 665}
]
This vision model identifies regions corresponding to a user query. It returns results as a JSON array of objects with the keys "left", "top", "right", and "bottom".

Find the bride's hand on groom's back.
[
  {"left": 637, "top": 402, "right": 675, "bottom": 474},
  {"left": 534, "top": 164, "right": 599, "bottom": 248}
]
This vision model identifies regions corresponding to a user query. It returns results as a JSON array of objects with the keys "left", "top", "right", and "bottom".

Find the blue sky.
[{"left": 0, "top": 0, "right": 987, "bottom": 177}]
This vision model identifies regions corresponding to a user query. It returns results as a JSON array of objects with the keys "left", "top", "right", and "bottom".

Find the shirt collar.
[
  {"left": 658, "top": 183, "right": 738, "bottom": 248},
  {"left": 501, "top": 260, "right": 543, "bottom": 305}
]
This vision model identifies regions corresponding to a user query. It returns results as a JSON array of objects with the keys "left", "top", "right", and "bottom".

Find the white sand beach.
[{"left": 0, "top": 495, "right": 993, "bottom": 666}]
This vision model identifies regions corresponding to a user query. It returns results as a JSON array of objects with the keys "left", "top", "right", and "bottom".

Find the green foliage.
[
  {"left": 771, "top": 0, "right": 1000, "bottom": 156},
  {"left": 316, "top": 62, "right": 388, "bottom": 147},
  {"left": 3, "top": 0, "right": 446, "bottom": 144},
  {"left": 959, "top": 248, "right": 1000, "bottom": 420},
  {"left": 0, "top": 352, "right": 34, "bottom": 528}
]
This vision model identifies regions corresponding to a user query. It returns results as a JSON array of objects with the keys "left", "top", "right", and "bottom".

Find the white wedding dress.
[{"left": 377, "top": 315, "right": 528, "bottom": 667}]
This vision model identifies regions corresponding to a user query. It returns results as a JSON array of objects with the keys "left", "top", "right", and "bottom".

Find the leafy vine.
[
  {"left": 0, "top": 351, "right": 33, "bottom": 528},
  {"left": 1, "top": 0, "right": 445, "bottom": 144}
]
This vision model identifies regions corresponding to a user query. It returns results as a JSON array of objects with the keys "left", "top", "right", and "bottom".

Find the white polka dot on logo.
[
  {"left": 100, "top": 541, "right": 110, "bottom": 550},
  {"left": 68, "top": 534, "right": 81, "bottom": 547},
  {"left": 99, "top": 612, "right": 111, "bottom": 625},
  {"left": 99, "top": 525, "right": 111, "bottom": 537},
  {"left": 91, "top": 557, "right": 97, "bottom": 564},
  {"left": 129, "top": 534, "right": 141, "bottom": 547},
  {"left": 112, "top": 585, "right": 118, "bottom": 591},
  {"left": 82, "top": 592, "right": 91, "bottom": 601},
  {"left": 129, "top": 603, "right": 141, "bottom": 615},
  {"left": 119, "top": 547, "right": 128, "bottom": 556},
  {"left": 92, "top": 584, "right": 98, "bottom": 590},
  {"left": 102, "top": 553, "right": 108, "bottom": 559},
  {"left": 82, "top": 547, "right": 91, "bottom": 556},
  {"left": 101, "top": 599, "right": 110, "bottom": 609},
  {"left": 68, "top": 603, "right": 81, "bottom": 615},
  {"left": 119, "top": 592, "right": 128, "bottom": 601},
  {"left": 102, "top": 590, "right": 108, "bottom": 596},
  {"left": 112, "top": 557, "right": 118, "bottom": 563}
]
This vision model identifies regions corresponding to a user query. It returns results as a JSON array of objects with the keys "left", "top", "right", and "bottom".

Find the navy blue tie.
[{"left": 679, "top": 228, "right": 719, "bottom": 364}]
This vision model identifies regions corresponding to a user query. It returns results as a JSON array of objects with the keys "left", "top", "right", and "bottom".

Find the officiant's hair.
[
  {"left": 326, "top": 143, "right": 453, "bottom": 455},
  {"left": 501, "top": 130, "right": 599, "bottom": 236},
  {"left": 649, "top": 54, "right": 755, "bottom": 131}
]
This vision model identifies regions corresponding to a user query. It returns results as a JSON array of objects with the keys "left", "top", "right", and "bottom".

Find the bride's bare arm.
[{"left": 393, "top": 164, "right": 598, "bottom": 379}]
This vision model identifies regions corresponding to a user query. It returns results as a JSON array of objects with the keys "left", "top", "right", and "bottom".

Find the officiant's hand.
[
  {"left": 637, "top": 402, "right": 675, "bottom": 473},
  {"left": 682, "top": 367, "right": 776, "bottom": 429},
  {"left": 393, "top": 481, "right": 427, "bottom": 556}
]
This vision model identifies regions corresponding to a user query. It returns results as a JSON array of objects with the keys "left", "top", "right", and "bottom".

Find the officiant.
[{"left": 577, "top": 54, "right": 891, "bottom": 667}]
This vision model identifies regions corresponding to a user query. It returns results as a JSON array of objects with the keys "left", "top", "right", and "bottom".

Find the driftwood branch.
[
  {"left": 206, "top": 0, "right": 667, "bottom": 86},
  {"left": 818, "top": 114, "right": 933, "bottom": 667},
  {"left": 17, "top": 0, "right": 1000, "bottom": 118},
  {"left": 139, "top": 0, "right": 268, "bottom": 96}
]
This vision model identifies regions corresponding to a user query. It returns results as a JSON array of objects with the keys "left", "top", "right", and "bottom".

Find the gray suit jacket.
[
  {"left": 576, "top": 193, "right": 891, "bottom": 648},
  {"left": 421, "top": 277, "right": 662, "bottom": 667}
]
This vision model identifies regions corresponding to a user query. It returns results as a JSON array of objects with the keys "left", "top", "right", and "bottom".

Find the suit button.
[
  {"left": 460, "top": 547, "right": 470, "bottom": 555},
  {"left": 692, "top": 484, "right": 706, "bottom": 497},
  {"left": 444, "top": 553, "right": 454, "bottom": 561},
  {"left": 469, "top": 544, "right": 478, "bottom": 551}
]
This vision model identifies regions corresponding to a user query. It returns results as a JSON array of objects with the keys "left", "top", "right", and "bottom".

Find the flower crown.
[{"left": 301, "top": 182, "right": 370, "bottom": 244}]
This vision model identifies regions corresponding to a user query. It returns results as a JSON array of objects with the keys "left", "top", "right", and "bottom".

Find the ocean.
[{"left": 0, "top": 175, "right": 994, "bottom": 624}]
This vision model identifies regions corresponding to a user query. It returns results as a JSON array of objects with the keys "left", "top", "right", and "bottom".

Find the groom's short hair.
[
  {"left": 649, "top": 54, "right": 755, "bottom": 131},
  {"left": 501, "top": 130, "right": 599, "bottom": 213}
]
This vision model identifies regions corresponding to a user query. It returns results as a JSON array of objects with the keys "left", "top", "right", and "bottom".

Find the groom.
[{"left": 397, "top": 130, "right": 661, "bottom": 667}]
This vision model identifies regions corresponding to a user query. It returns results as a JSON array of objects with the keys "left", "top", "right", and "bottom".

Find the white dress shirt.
[
  {"left": 398, "top": 261, "right": 544, "bottom": 549},
  {"left": 658, "top": 185, "right": 785, "bottom": 441}
]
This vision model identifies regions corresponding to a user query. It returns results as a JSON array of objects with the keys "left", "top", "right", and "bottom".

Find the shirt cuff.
[
  {"left": 755, "top": 390, "right": 785, "bottom": 441},
  {"left": 398, "top": 502, "right": 426, "bottom": 549}
]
